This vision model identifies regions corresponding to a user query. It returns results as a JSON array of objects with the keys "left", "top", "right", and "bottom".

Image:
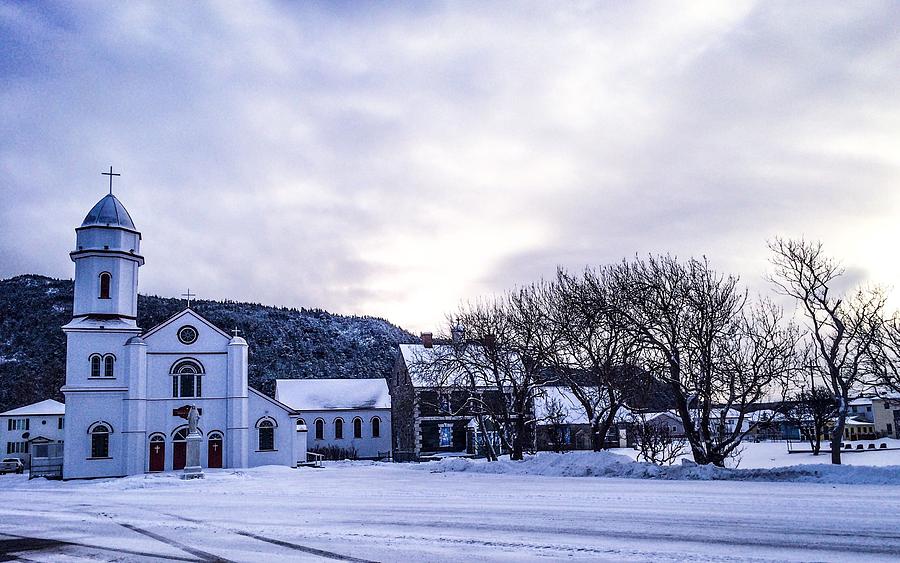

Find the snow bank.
[{"left": 416, "top": 451, "right": 900, "bottom": 485}]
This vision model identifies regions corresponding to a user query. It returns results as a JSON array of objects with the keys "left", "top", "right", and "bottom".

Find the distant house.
[
  {"left": 843, "top": 416, "right": 876, "bottom": 441},
  {"left": 390, "top": 335, "right": 514, "bottom": 461},
  {"left": 640, "top": 411, "right": 685, "bottom": 437},
  {"left": 275, "top": 379, "right": 392, "bottom": 459},
  {"left": 0, "top": 399, "right": 65, "bottom": 469},
  {"left": 848, "top": 397, "right": 874, "bottom": 421},
  {"left": 871, "top": 396, "right": 900, "bottom": 438},
  {"left": 533, "top": 386, "right": 594, "bottom": 451}
]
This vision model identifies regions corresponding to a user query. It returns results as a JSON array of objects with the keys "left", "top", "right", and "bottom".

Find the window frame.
[
  {"left": 314, "top": 418, "right": 325, "bottom": 440},
  {"left": 89, "top": 423, "right": 111, "bottom": 459},
  {"left": 99, "top": 272, "right": 111, "bottom": 299},
  {"left": 334, "top": 418, "right": 344, "bottom": 440},
  {"left": 103, "top": 354, "right": 115, "bottom": 378},
  {"left": 353, "top": 417, "right": 363, "bottom": 439},
  {"left": 371, "top": 417, "right": 381, "bottom": 438},
  {"left": 256, "top": 418, "right": 276, "bottom": 452},
  {"left": 170, "top": 359, "right": 204, "bottom": 398},
  {"left": 90, "top": 354, "right": 102, "bottom": 378}
]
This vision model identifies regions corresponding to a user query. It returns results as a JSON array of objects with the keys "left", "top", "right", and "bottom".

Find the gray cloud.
[{"left": 1, "top": 1, "right": 899, "bottom": 332}]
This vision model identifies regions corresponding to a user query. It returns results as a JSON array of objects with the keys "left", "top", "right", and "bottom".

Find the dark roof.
[{"left": 81, "top": 194, "right": 136, "bottom": 230}]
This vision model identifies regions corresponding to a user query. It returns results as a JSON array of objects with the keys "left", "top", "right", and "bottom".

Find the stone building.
[{"left": 390, "top": 337, "right": 511, "bottom": 461}]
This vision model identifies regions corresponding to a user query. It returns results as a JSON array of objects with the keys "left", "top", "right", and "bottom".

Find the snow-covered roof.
[
  {"left": 845, "top": 416, "right": 874, "bottom": 427},
  {"left": 534, "top": 386, "right": 591, "bottom": 425},
  {"left": 643, "top": 410, "right": 681, "bottom": 423},
  {"left": 0, "top": 399, "right": 65, "bottom": 417},
  {"left": 399, "top": 344, "right": 499, "bottom": 388},
  {"left": 849, "top": 397, "right": 873, "bottom": 407},
  {"left": 275, "top": 379, "right": 390, "bottom": 411}
]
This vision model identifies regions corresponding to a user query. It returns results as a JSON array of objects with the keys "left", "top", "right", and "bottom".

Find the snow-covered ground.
[
  {"left": 1, "top": 446, "right": 900, "bottom": 562},
  {"left": 609, "top": 438, "right": 900, "bottom": 469}
]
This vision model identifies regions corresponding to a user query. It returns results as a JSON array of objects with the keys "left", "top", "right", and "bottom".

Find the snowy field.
[{"left": 2, "top": 447, "right": 900, "bottom": 562}]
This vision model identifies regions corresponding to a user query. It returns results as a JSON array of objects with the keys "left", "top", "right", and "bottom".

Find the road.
[{"left": 0, "top": 464, "right": 898, "bottom": 561}]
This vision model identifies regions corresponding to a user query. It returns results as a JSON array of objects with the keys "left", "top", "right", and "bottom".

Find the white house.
[
  {"left": 0, "top": 399, "right": 65, "bottom": 468},
  {"left": 61, "top": 190, "right": 306, "bottom": 479},
  {"left": 275, "top": 378, "right": 392, "bottom": 459}
]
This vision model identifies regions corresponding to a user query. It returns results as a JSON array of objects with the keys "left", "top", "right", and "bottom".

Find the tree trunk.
[
  {"left": 830, "top": 417, "right": 845, "bottom": 465},
  {"left": 511, "top": 416, "right": 526, "bottom": 461},
  {"left": 830, "top": 395, "right": 848, "bottom": 465}
]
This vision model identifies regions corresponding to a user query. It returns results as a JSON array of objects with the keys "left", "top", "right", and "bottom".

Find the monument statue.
[
  {"left": 187, "top": 405, "right": 200, "bottom": 435},
  {"left": 181, "top": 404, "right": 204, "bottom": 480}
]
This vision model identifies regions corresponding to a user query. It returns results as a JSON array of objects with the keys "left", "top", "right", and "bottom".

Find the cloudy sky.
[{"left": 1, "top": 1, "right": 899, "bottom": 332}]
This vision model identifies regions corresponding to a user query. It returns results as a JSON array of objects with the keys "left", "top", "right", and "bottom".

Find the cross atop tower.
[
  {"left": 182, "top": 288, "right": 196, "bottom": 308},
  {"left": 231, "top": 327, "right": 242, "bottom": 337},
  {"left": 101, "top": 166, "right": 121, "bottom": 195}
]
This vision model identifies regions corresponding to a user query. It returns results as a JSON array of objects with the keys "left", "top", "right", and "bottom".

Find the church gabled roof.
[
  {"left": 141, "top": 308, "right": 232, "bottom": 341},
  {"left": 81, "top": 194, "right": 136, "bottom": 230}
]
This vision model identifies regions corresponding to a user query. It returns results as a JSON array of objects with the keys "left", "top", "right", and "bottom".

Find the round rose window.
[{"left": 178, "top": 325, "right": 198, "bottom": 345}]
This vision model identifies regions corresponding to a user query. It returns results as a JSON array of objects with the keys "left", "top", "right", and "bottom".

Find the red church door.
[
  {"left": 149, "top": 436, "right": 165, "bottom": 472},
  {"left": 173, "top": 429, "right": 187, "bottom": 470},
  {"left": 208, "top": 433, "right": 223, "bottom": 468}
]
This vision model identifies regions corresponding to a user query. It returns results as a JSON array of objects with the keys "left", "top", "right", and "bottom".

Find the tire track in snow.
[{"left": 162, "top": 512, "right": 378, "bottom": 563}]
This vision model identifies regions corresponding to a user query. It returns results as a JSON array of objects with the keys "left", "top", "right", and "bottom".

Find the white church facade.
[{"left": 61, "top": 191, "right": 307, "bottom": 479}]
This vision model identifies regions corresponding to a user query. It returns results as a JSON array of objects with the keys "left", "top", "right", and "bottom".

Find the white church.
[{"left": 59, "top": 188, "right": 312, "bottom": 479}]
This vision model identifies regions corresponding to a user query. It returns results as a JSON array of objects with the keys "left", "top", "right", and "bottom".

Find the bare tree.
[
  {"left": 768, "top": 238, "right": 885, "bottom": 464},
  {"left": 419, "top": 287, "right": 554, "bottom": 461},
  {"left": 787, "top": 386, "right": 837, "bottom": 455},
  {"left": 873, "top": 314, "right": 900, "bottom": 395},
  {"left": 603, "top": 255, "right": 798, "bottom": 467},
  {"left": 629, "top": 413, "right": 686, "bottom": 465},
  {"left": 542, "top": 269, "right": 640, "bottom": 450}
]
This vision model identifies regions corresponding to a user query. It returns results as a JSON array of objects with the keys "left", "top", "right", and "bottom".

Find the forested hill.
[{"left": 0, "top": 275, "right": 418, "bottom": 413}]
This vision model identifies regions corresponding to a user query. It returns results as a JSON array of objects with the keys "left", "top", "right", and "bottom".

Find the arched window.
[
  {"left": 371, "top": 417, "right": 381, "bottom": 438},
  {"left": 257, "top": 418, "right": 276, "bottom": 451},
  {"left": 89, "top": 423, "right": 111, "bottom": 458},
  {"left": 90, "top": 355, "right": 102, "bottom": 378},
  {"left": 334, "top": 418, "right": 344, "bottom": 440},
  {"left": 353, "top": 417, "right": 362, "bottom": 439},
  {"left": 99, "top": 272, "right": 111, "bottom": 299},
  {"left": 104, "top": 355, "right": 115, "bottom": 378},
  {"left": 296, "top": 419, "right": 306, "bottom": 432},
  {"left": 315, "top": 418, "right": 324, "bottom": 440},
  {"left": 171, "top": 359, "right": 203, "bottom": 398}
]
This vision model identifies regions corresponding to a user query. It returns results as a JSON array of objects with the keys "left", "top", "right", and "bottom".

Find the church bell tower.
[{"left": 62, "top": 168, "right": 146, "bottom": 479}]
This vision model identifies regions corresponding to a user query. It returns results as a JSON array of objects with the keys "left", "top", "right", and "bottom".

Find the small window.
[
  {"left": 439, "top": 424, "right": 452, "bottom": 447},
  {"left": 90, "top": 355, "right": 101, "bottom": 378},
  {"left": 99, "top": 272, "right": 111, "bottom": 299},
  {"left": 58, "top": 417, "right": 64, "bottom": 430},
  {"left": 371, "top": 417, "right": 381, "bottom": 438},
  {"left": 315, "top": 419, "right": 324, "bottom": 440},
  {"left": 104, "top": 355, "right": 115, "bottom": 378},
  {"left": 296, "top": 419, "right": 306, "bottom": 431},
  {"left": 258, "top": 419, "right": 275, "bottom": 451},
  {"left": 352, "top": 417, "right": 362, "bottom": 439},
  {"left": 334, "top": 418, "right": 344, "bottom": 440},
  {"left": 91, "top": 424, "right": 110, "bottom": 458}
]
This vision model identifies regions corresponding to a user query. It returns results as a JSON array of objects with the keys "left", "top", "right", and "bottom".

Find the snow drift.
[{"left": 416, "top": 451, "right": 900, "bottom": 485}]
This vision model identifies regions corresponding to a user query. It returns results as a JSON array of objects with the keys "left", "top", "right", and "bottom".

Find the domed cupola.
[
  {"left": 69, "top": 170, "right": 144, "bottom": 323},
  {"left": 81, "top": 194, "right": 137, "bottom": 230}
]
